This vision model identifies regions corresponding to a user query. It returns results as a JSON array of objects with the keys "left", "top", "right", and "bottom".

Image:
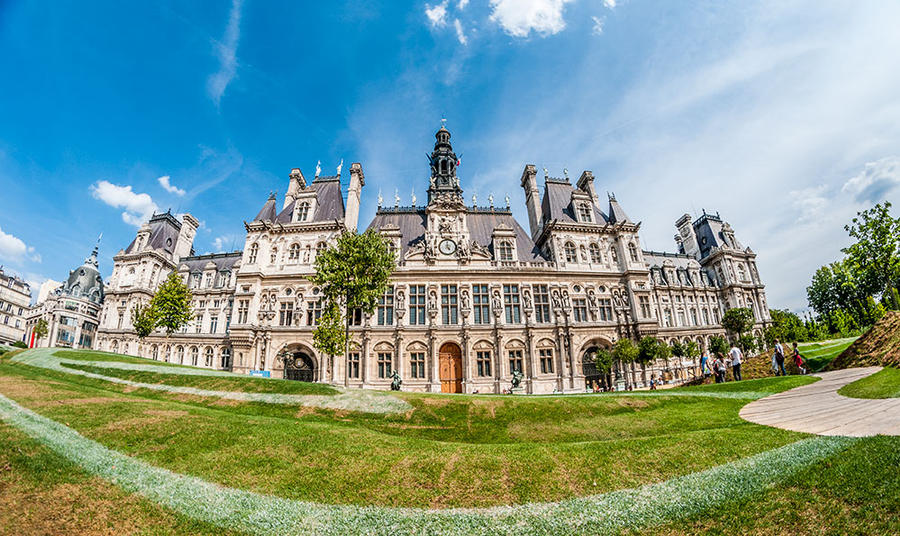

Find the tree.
[
  {"left": 611, "top": 338, "right": 639, "bottom": 388},
  {"left": 131, "top": 302, "right": 157, "bottom": 340},
  {"left": 32, "top": 318, "right": 49, "bottom": 343},
  {"left": 150, "top": 272, "right": 193, "bottom": 336},
  {"left": 709, "top": 335, "right": 729, "bottom": 356},
  {"left": 310, "top": 229, "right": 396, "bottom": 377},
  {"left": 593, "top": 348, "right": 614, "bottom": 388},
  {"left": 738, "top": 334, "right": 757, "bottom": 353},
  {"left": 685, "top": 340, "right": 700, "bottom": 377},
  {"left": 721, "top": 307, "right": 754, "bottom": 340},
  {"left": 842, "top": 201, "right": 900, "bottom": 304}
]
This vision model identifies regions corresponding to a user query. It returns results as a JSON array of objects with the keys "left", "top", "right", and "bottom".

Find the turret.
[
  {"left": 426, "top": 123, "right": 463, "bottom": 204},
  {"left": 174, "top": 213, "right": 199, "bottom": 261},
  {"left": 676, "top": 213, "right": 700, "bottom": 259},
  {"left": 284, "top": 168, "right": 306, "bottom": 209},
  {"left": 520, "top": 164, "right": 543, "bottom": 237},
  {"left": 576, "top": 170, "right": 599, "bottom": 204},
  {"left": 345, "top": 162, "right": 365, "bottom": 231}
]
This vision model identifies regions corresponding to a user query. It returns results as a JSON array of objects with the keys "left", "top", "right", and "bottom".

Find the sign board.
[{"left": 249, "top": 370, "right": 271, "bottom": 378}]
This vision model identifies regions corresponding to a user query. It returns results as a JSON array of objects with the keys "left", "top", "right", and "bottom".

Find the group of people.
[{"left": 699, "top": 340, "right": 807, "bottom": 383}]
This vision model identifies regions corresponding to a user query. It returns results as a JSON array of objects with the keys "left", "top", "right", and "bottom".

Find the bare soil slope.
[{"left": 827, "top": 312, "right": 900, "bottom": 370}]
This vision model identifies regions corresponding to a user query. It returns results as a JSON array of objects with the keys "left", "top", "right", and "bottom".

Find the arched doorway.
[
  {"left": 439, "top": 342, "right": 463, "bottom": 393},
  {"left": 282, "top": 347, "right": 318, "bottom": 382}
]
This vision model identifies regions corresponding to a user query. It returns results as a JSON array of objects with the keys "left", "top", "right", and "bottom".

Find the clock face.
[{"left": 439, "top": 239, "right": 457, "bottom": 255}]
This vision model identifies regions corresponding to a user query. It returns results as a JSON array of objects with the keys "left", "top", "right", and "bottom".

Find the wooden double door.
[{"left": 439, "top": 342, "right": 463, "bottom": 393}]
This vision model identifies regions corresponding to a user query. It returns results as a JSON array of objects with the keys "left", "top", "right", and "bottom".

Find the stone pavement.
[{"left": 739, "top": 367, "right": 900, "bottom": 437}]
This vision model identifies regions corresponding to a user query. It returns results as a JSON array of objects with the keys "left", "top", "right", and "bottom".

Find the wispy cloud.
[
  {"left": 211, "top": 234, "right": 241, "bottom": 253},
  {"left": 591, "top": 16, "right": 604, "bottom": 35},
  {"left": 90, "top": 180, "right": 158, "bottom": 227},
  {"left": 157, "top": 175, "right": 186, "bottom": 196},
  {"left": 207, "top": 0, "right": 243, "bottom": 107},
  {"left": 489, "top": 0, "right": 574, "bottom": 38},
  {"left": 841, "top": 156, "right": 900, "bottom": 204},
  {"left": 454, "top": 18, "right": 468, "bottom": 45},
  {"left": 0, "top": 225, "right": 40, "bottom": 264},
  {"left": 425, "top": 1, "right": 449, "bottom": 28}
]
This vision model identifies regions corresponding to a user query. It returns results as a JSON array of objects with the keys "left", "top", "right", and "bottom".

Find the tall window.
[
  {"left": 472, "top": 284, "right": 490, "bottom": 324},
  {"left": 315, "top": 242, "right": 326, "bottom": 260},
  {"left": 702, "top": 309, "right": 710, "bottom": 325},
  {"left": 639, "top": 296, "right": 651, "bottom": 319},
  {"left": 204, "top": 347, "right": 214, "bottom": 367},
  {"left": 539, "top": 348, "right": 554, "bottom": 374},
  {"left": 297, "top": 202, "right": 310, "bottom": 221},
  {"left": 270, "top": 247, "right": 278, "bottom": 264},
  {"left": 195, "top": 313, "right": 203, "bottom": 333},
  {"left": 496, "top": 240, "right": 514, "bottom": 261},
  {"left": 677, "top": 310, "right": 686, "bottom": 326},
  {"left": 476, "top": 351, "right": 492, "bottom": 377},
  {"left": 564, "top": 242, "right": 577, "bottom": 263},
  {"left": 279, "top": 302, "right": 294, "bottom": 326},
  {"left": 573, "top": 298, "right": 588, "bottom": 322},
  {"left": 191, "top": 273, "right": 201, "bottom": 289},
  {"left": 589, "top": 243, "right": 602, "bottom": 264},
  {"left": 409, "top": 352, "right": 425, "bottom": 379},
  {"left": 629, "top": 243, "right": 639, "bottom": 262},
  {"left": 409, "top": 285, "right": 426, "bottom": 325},
  {"left": 177, "top": 346, "right": 184, "bottom": 364},
  {"left": 237, "top": 300, "right": 249, "bottom": 324},
  {"left": 306, "top": 300, "right": 323, "bottom": 325},
  {"left": 191, "top": 346, "right": 199, "bottom": 366},
  {"left": 690, "top": 308, "right": 698, "bottom": 326},
  {"left": 349, "top": 308, "right": 363, "bottom": 326},
  {"left": 610, "top": 246, "right": 618, "bottom": 264},
  {"left": 289, "top": 243, "right": 300, "bottom": 260},
  {"left": 577, "top": 203, "right": 593, "bottom": 222},
  {"left": 441, "top": 284, "right": 458, "bottom": 325},
  {"left": 210, "top": 315, "right": 218, "bottom": 334},
  {"left": 664, "top": 308, "right": 673, "bottom": 327},
  {"left": 377, "top": 352, "right": 392, "bottom": 378},
  {"left": 205, "top": 273, "right": 213, "bottom": 288},
  {"left": 508, "top": 350, "right": 523, "bottom": 374},
  {"left": 248, "top": 243, "right": 258, "bottom": 264},
  {"left": 533, "top": 285, "right": 551, "bottom": 323},
  {"left": 348, "top": 352, "right": 360, "bottom": 379},
  {"left": 377, "top": 287, "right": 394, "bottom": 326},
  {"left": 503, "top": 284, "right": 521, "bottom": 323}
]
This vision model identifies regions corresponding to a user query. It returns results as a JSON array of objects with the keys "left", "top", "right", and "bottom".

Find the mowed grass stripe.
[{"left": 0, "top": 391, "right": 855, "bottom": 535}]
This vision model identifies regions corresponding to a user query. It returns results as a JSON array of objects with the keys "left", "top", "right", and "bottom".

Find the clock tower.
[{"left": 424, "top": 123, "right": 471, "bottom": 263}]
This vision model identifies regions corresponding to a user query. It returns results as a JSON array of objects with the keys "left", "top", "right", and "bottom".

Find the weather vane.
[{"left": 441, "top": 117, "right": 447, "bottom": 129}]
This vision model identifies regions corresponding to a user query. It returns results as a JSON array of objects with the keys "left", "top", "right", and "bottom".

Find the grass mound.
[
  {"left": 827, "top": 311, "right": 900, "bottom": 370},
  {"left": 60, "top": 362, "right": 339, "bottom": 396},
  {"left": 55, "top": 349, "right": 191, "bottom": 367},
  {"left": 837, "top": 366, "right": 900, "bottom": 399}
]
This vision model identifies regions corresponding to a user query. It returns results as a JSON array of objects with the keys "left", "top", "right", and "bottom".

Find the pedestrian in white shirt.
[{"left": 729, "top": 345, "right": 743, "bottom": 381}]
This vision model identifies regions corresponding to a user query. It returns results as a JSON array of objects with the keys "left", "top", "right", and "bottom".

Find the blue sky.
[{"left": 1, "top": 0, "right": 899, "bottom": 311}]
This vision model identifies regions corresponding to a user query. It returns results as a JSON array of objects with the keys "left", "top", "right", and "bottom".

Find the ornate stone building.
[
  {"left": 96, "top": 126, "right": 770, "bottom": 393},
  {"left": 24, "top": 244, "right": 104, "bottom": 349},
  {"left": 0, "top": 267, "right": 31, "bottom": 345}
]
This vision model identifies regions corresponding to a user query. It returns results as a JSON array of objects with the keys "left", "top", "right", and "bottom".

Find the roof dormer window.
[{"left": 577, "top": 203, "right": 593, "bottom": 223}]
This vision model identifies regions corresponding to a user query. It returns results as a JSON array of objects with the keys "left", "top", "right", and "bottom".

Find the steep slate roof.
[
  {"left": 540, "top": 179, "right": 609, "bottom": 224},
  {"left": 644, "top": 250, "right": 714, "bottom": 287},
  {"left": 253, "top": 194, "right": 278, "bottom": 222},
  {"left": 124, "top": 212, "right": 181, "bottom": 255},
  {"left": 365, "top": 209, "right": 547, "bottom": 262},
  {"left": 607, "top": 197, "right": 632, "bottom": 224},
  {"left": 693, "top": 213, "right": 743, "bottom": 259},
  {"left": 180, "top": 252, "right": 242, "bottom": 273},
  {"left": 257, "top": 177, "right": 345, "bottom": 224}
]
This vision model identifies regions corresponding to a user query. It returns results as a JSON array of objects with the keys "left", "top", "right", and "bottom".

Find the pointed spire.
[{"left": 608, "top": 194, "right": 632, "bottom": 224}]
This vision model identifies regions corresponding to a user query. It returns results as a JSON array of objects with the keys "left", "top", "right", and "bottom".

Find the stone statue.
[
  {"left": 522, "top": 288, "right": 533, "bottom": 311},
  {"left": 488, "top": 193, "right": 494, "bottom": 207},
  {"left": 491, "top": 289, "right": 502, "bottom": 312},
  {"left": 460, "top": 288, "right": 470, "bottom": 309},
  {"left": 396, "top": 289, "right": 406, "bottom": 310},
  {"left": 411, "top": 189, "right": 416, "bottom": 206},
  {"left": 505, "top": 194, "right": 510, "bottom": 208},
  {"left": 428, "top": 289, "right": 438, "bottom": 312},
  {"left": 315, "top": 160, "right": 321, "bottom": 178},
  {"left": 511, "top": 369, "right": 523, "bottom": 389},
  {"left": 472, "top": 193, "right": 477, "bottom": 206},
  {"left": 336, "top": 158, "right": 343, "bottom": 176},
  {"left": 551, "top": 289, "right": 562, "bottom": 310},
  {"left": 377, "top": 190, "right": 383, "bottom": 208},
  {"left": 587, "top": 289, "right": 598, "bottom": 310},
  {"left": 390, "top": 370, "right": 402, "bottom": 391}
]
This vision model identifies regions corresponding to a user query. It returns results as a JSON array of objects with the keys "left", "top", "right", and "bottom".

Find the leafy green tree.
[
  {"left": 593, "top": 348, "right": 614, "bottom": 388},
  {"left": 842, "top": 201, "right": 900, "bottom": 304},
  {"left": 721, "top": 307, "right": 754, "bottom": 340},
  {"left": 670, "top": 340, "right": 685, "bottom": 357},
  {"left": 610, "top": 338, "right": 639, "bottom": 389},
  {"left": 310, "top": 229, "right": 396, "bottom": 372},
  {"left": 685, "top": 340, "right": 700, "bottom": 376},
  {"left": 738, "top": 334, "right": 757, "bottom": 353},
  {"left": 150, "top": 272, "right": 194, "bottom": 336},
  {"left": 131, "top": 302, "right": 157, "bottom": 340},
  {"left": 32, "top": 318, "right": 49, "bottom": 342},
  {"left": 709, "top": 335, "right": 729, "bottom": 356}
]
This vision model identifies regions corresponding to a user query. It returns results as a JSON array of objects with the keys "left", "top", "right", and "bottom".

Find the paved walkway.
[{"left": 740, "top": 367, "right": 900, "bottom": 437}]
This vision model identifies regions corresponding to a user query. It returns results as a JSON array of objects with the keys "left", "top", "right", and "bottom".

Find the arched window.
[
  {"left": 737, "top": 264, "right": 747, "bottom": 282},
  {"left": 296, "top": 202, "right": 310, "bottom": 222},
  {"left": 151, "top": 345, "right": 158, "bottom": 360},
  {"left": 628, "top": 243, "right": 639, "bottom": 262},
  {"left": 289, "top": 243, "right": 300, "bottom": 261},
  {"left": 191, "top": 346, "right": 199, "bottom": 366},
  {"left": 204, "top": 347, "right": 214, "bottom": 367},
  {"left": 589, "top": 243, "right": 602, "bottom": 264},
  {"left": 248, "top": 243, "right": 258, "bottom": 264},
  {"left": 497, "top": 240, "right": 514, "bottom": 261},
  {"left": 577, "top": 203, "right": 593, "bottom": 222},
  {"left": 564, "top": 242, "right": 577, "bottom": 263},
  {"left": 270, "top": 247, "right": 278, "bottom": 264},
  {"left": 176, "top": 345, "right": 184, "bottom": 364},
  {"left": 111, "top": 340, "right": 119, "bottom": 353},
  {"left": 610, "top": 246, "right": 618, "bottom": 264}
]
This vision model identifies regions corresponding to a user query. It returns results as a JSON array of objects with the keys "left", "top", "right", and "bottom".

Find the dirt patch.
[
  {"left": 144, "top": 409, "right": 189, "bottom": 418},
  {"left": 616, "top": 398, "right": 649, "bottom": 409},
  {"left": 295, "top": 406, "right": 318, "bottom": 418},
  {"left": 419, "top": 397, "right": 452, "bottom": 407},
  {"left": 828, "top": 312, "right": 900, "bottom": 370},
  {"left": 101, "top": 410, "right": 194, "bottom": 433}
]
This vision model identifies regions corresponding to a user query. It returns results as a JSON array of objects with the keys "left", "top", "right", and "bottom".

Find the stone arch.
[
  {"left": 204, "top": 346, "right": 214, "bottom": 367},
  {"left": 190, "top": 346, "right": 199, "bottom": 366},
  {"left": 580, "top": 337, "right": 614, "bottom": 390},
  {"left": 278, "top": 342, "right": 320, "bottom": 382}
]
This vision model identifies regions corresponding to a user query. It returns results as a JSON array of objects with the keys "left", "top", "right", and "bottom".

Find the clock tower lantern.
[{"left": 424, "top": 123, "right": 471, "bottom": 263}]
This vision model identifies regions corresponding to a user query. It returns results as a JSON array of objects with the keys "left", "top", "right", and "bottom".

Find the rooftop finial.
[
  {"left": 441, "top": 117, "right": 447, "bottom": 129},
  {"left": 472, "top": 192, "right": 477, "bottom": 207},
  {"left": 336, "top": 158, "right": 343, "bottom": 176},
  {"left": 315, "top": 160, "right": 321, "bottom": 178},
  {"left": 505, "top": 194, "right": 510, "bottom": 209},
  {"left": 488, "top": 193, "right": 494, "bottom": 208},
  {"left": 394, "top": 188, "right": 400, "bottom": 207},
  {"left": 563, "top": 167, "right": 569, "bottom": 180},
  {"left": 377, "top": 189, "right": 383, "bottom": 208},
  {"left": 543, "top": 167, "right": 549, "bottom": 179},
  {"left": 411, "top": 189, "right": 417, "bottom": 207}
]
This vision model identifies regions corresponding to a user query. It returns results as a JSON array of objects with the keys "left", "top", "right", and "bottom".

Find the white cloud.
[
  {"left": 788, "top": 185, "right": 830, "bottom": 224},
  {"left": 157, "top": 175, "right": 186, "bottom": 196},
  {"left": 489, "top": 0, "right": 574, "bottom": 38},
  {"left": 591, "top": 16, "right": 604, "bottom": 35},
  {"left": 454, "top": 18, "right": 468, "bottom": 45},
  {"left": 841, "top": 156, "right": 900, "bottom": 204},
  {"left": 458, "top": 0, "right": 470, "bottom": 9},
  {"left": 211, "top": 235, "right": 241, "bottom": 253},
  {"left": 0, "top": 225, "right": 40, "bottom": 264},
  {"left": 425, "top": 1, "right": 449, "bottom": 28},
  {"left": 207, "top": 0, "right": 243, "bottom": 106},
  {"left": 90, "top": 180, "right": 159, "bottom": 228},
  {"left": 603, "top": 0, "right": 617, "bottom": 9}
]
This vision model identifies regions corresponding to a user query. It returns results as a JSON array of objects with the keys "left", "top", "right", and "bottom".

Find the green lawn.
[
  {"left": 55, "top": 348, "right": 196, "bottom": 367},
  {"left": 797, "top": 338, "right": 856, "bottom": 371},
  {"left": 838, "top": 366, "right": 900, "bottom": 399}
]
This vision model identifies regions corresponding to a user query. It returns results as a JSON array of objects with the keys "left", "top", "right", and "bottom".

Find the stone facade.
[
  {"left": 0, "top": 267, "right": 31, "bottom": 345},
  {"left": 95, "top": 126, "right": 770, "bottom": 393}
]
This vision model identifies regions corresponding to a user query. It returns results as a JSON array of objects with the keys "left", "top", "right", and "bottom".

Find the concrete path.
[{"left": 740, "top": 367, "right": 900, "bottom": 437}]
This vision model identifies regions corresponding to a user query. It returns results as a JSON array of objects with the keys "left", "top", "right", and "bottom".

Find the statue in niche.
[
  {"left": 460, "top": 288, "right": 470, "bottom": 310},
  {"left": 522, "top": 288, "right": 533, "bottom": 311},
  {"left": 551, "top": 289, "right": 562, "bottom": 310},
  {"left": 491, "top": 289, "right": 502, "bottom": 313},
  {"left": 587, "top": 289, "right": 598, "bottom": 310},
  {"left": 428, "top": 289, "right": 438, "bottom": 312},
  {"left": 439, "top": 215, "right": 454, "bottom": 234}
]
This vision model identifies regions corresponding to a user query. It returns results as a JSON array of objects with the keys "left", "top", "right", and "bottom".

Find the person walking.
[
  {"left": 773, "top": 339, "right": 787, "bottom": 377},
  {"left": 700, "top": 353, "right": 710, "bottom": 378},
  {"left": 729, "top": 343, "right": 743, "bottom": 381},
  {"left": 714, "top": 354, "right": 727, "bottom": 383},
  {"left": 792, "top": 342, "right": 807, "bottom": 375}
]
